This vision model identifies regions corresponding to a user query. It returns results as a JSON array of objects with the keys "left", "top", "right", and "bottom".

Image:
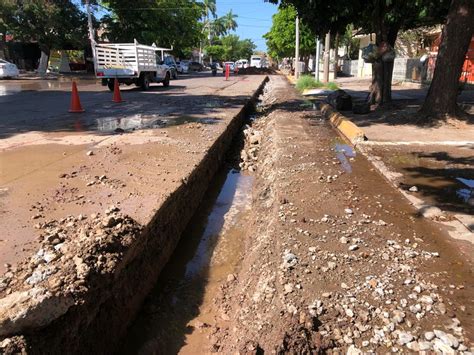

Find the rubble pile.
[
  {"left": 0, "top": 207, "right": 142, "bottom": 343},
  {"left": 239, "top": 80, "right": 277, "bottom": 172}
]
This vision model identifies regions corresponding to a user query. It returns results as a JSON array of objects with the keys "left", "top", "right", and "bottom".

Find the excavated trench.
[
  {"left": 0, "top": 77, "right": 269, "bottom": 355},
  {"left": 117, "top": 83, "right": 271, "bottom": 354}
]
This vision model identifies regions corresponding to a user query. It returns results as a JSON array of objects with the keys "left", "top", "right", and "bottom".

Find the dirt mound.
[{"left": 238, "top": 67, "right": 277, "bottom": 75}]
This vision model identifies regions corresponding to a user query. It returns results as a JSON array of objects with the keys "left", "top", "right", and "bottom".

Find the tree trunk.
[
  {"left": 420, "top": 0, "right": 474, "bottom": 118},
  {"left": 38, "top": 45, "right": 50, "bottom": 75},
  {"left": 333, "top": 33, "right": 339, "bottom": 79},
  {"left": 368, "top": 0, "right": 400, "bottom": 105}
]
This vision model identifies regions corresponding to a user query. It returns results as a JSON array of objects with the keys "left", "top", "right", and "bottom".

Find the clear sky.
[{"left": 214, "top": 0, "right": 278, "bottom": 52}]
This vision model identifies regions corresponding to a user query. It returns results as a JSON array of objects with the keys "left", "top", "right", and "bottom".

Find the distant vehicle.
[
  {"left": 176, "top": 61, "right": 189, "bottom": 74},
  {"left": 0, "top": 59, "right": 19, "bottom": 78},
  {"left": 223, "top": 61, "right": 235, "bottom": 72},
  {"left": 164, "top": 55, "right": 178, "bottom": 79},
  {"left": 93, "top": 41, "right": 173, "bottom": 91},
  {"left": 250, "top": 55, "right": 262, "bottom": 68},
  {"left": 188, "top": 61, "right": 204, "bottom": 71},
  {"left": 235, "top": 59, "right": 249, "bottom": 69}
]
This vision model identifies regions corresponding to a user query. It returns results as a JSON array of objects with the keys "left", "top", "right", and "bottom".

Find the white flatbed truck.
[{"left": 93, "top": 40, "right": 173, "bottom": 91}]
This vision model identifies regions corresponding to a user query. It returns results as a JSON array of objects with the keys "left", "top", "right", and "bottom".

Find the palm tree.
[
  {"left": 203, "top": 0, "right": 217, "bottom": 19},
  {"left": 222, "top": 10, "right": 237, "bottom": 33}
]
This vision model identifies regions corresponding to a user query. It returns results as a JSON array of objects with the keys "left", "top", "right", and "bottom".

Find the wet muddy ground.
[
  {"left": 364, "top": 144, "right": 474, "bottom": 231},
  {"left": 122, "top": 166, "right": 253, "bottom": 354},
  {"left": 0, "top": 73, "right": 265, "bottom": 270},
  {"left": 111, "top": 76, "right": 474, "bottom": 354}
]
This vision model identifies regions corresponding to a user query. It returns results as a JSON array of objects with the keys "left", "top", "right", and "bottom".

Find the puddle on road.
[
  {"left": 95, "top": 114, "right": 219, "bottom": 133},
  {"left": 121, "top": 167, "right": 253, "bottom": 354},
  {"left": 334, "top": 142, "right": 356, "bottom": 173},
  {"left": 0, "top": 80, "right": 95, "bottom": 96},
  {"left": 456, "top": 178, "right": 474, "bottom": 206}
]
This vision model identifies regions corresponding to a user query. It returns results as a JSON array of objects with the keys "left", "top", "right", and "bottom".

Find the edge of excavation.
[{"left": 0, "top": 76, "right": 269, "bottom": 354}]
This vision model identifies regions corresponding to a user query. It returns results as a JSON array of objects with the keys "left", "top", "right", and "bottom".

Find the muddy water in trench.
[{"left": 120, "top": 166, "right": 253, "bottom": 354}]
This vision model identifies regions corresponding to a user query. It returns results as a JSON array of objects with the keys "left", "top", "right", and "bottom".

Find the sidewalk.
[{"left": 330, "top": 77, "right": 474, "bottom": 236}]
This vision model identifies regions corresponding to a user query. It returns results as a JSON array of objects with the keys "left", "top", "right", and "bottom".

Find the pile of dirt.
[
  {"left": 238, "top": 67, "right": 277, "bottom": 75},
  {"left": 206, "top": 76, "right": 473, "bottom": 354},
  {"left": 0, "top": 207, "right": 142, "bottom": 342}
]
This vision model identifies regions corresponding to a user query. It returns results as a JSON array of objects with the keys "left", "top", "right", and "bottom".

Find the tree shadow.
[
  {"left": 338, "top": 87, "right": 474, "bottom": 128},
  {"left": 0, "top": 83, "right": 257, "bottom": 139},
  {"left": 397, "top": 152, "right": 474, "bottom": 215}
]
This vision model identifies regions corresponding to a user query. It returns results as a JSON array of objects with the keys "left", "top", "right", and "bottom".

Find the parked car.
[
  {"left": 223, "top": 61, "right": 235, "bottom": 73},
  {"left": 188, "top": 61, "right": 204, "bottom": 72},
  {"left": 235, "top": 59, "right": 249, "bottom": 69},
  {"left": 250, "top": 55, "right": 262, "bottom": 68},
  {"left": 164, "top": 55, "right": 178, "bottom": 79},
  {"left": 0, "top": 59, "right": 19, "bottom": 78},
  {"left": 176, "top": 61, "right": 189, "bottom": 74}
]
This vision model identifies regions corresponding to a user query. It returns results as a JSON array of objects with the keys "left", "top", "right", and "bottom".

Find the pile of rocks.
[
  {"left": 240, "top": 125, "right": 262, "bottom": 172},
  {"left": 276, "top": 203, "right": 470, "bottom": 353},
  {"left": 0, "top": 207, "right": 142, "bottom": 341}
]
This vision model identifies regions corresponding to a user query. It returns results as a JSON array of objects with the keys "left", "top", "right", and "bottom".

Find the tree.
[
  {"left": 205, "top": 35, "right": 256, "bottom": 61},
  {"left": 1, "top": 0, "right": 88, "bottom": 73},
  {"left": 222, "top": 10, "right": 238, "bottom": 32},
  {"left": 205, "top": 44, "right": 224, "bottom": 60},
  {"left": 420, "top": 0, "right": 474, "bottom": 118},
  {"left": 101, "top": 0, "right": 204, "bottom": 58},
  {"left": 264, "top": 5, "right": 315, "bottom": 65},
  {"left": 269, "top": 0, "right": 451, "bottom": 105}
]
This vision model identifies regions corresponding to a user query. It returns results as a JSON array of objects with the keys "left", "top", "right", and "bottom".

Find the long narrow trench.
[{"left": 119, "top": 96, "right": 263, "bottom": 355}]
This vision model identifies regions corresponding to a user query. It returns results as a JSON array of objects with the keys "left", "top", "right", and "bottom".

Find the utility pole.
[
  {"left": 315, "top": 37, "right": 321, "bottom": 82},
  {"left": 323, "top": 32, "right": 330, "bottom": 83},
  {"left": 86, "top": 0, "right": 95, "bottom": 45},
  {"left": 295, "top": 15, "right": 300, "bottom": 79}
]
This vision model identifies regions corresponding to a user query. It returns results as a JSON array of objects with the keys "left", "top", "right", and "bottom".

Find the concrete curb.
[
  {"left": 320, "top": 101, "right": 472, "bottom": 243},
  {"left": 285, "top": 75, "right": 296, "bottom": 85},
  {"left": 320, "top": 103, "right": 366, "bottom": 145}
]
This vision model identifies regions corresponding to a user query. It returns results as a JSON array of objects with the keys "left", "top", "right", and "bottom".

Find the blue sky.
[{"left": 214, "top": 0, "right": 278, "bottom": 51}]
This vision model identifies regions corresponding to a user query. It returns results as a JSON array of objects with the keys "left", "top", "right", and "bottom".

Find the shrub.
[
  {"left": 295, "top": 75, "right": 324, "bottom": 91},
  {"left": 326, "top": 82, "right": 339, "bottom": 90}
]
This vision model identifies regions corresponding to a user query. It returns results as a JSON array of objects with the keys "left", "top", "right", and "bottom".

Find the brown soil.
[
  {"left": 165, "top": 76, "right": 474, "bottom": 353},
  {"left": 238, "top": 67, "right": 278, "bottom": 75}
]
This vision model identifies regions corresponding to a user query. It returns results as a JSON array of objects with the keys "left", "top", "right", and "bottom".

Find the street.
[
  {"left": 0, "top": 72, "right": 264, "bottom": 270},
  {"left": 1, "top": 0, "right": 473, "bottom": 353}
]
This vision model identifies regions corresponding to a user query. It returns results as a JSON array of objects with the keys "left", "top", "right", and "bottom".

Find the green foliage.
[
  {"left": 295, "top": 75, "right": 323, "bottom": 91},
  {"left": 295, "top": 76, "right": 339, "bottom": 92},
  {"left": 0, "top": 0, "right": 88, "bottom": 52},
  {"left": 102, "top": 0, "right": 204, "bottom": 58},
  {"left": 205, "top": 44, "right": 225, "bottom": 59},
  {"left": 205, "top": 35, "right": 256, "bottom": 61},
  {"left": 271, "top": 0, "right": 451, "bottom": 46},
  {"left": 326, "top": 82, "right": 339, "bottom": 90},
  {"left": 339, "top": 24, "right": 360, "bottom": 59},
  {"left": 264, "top": 5, "right": 315, "bottom": 60}
]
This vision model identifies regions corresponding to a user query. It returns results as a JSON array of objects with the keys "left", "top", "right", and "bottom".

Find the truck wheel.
[
  {"left": 140, "top": 74, "right": 150, "bottom": 91},
  {"left": 107, "top": 79, "right": 115, "bottom": 91},
  {"left": 162, "top": 72, "right": 170, "bottom": 87},
  {"left": 172, "top": 70, "right": 178, "bottom": 80}
]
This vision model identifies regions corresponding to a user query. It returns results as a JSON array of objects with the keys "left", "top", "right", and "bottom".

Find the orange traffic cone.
[
  {"left": 112, "top": 78, "right": 124, "bottom": 103},
  {"left": 69, "top": 81, "right": 85, "bottom": 113}
]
